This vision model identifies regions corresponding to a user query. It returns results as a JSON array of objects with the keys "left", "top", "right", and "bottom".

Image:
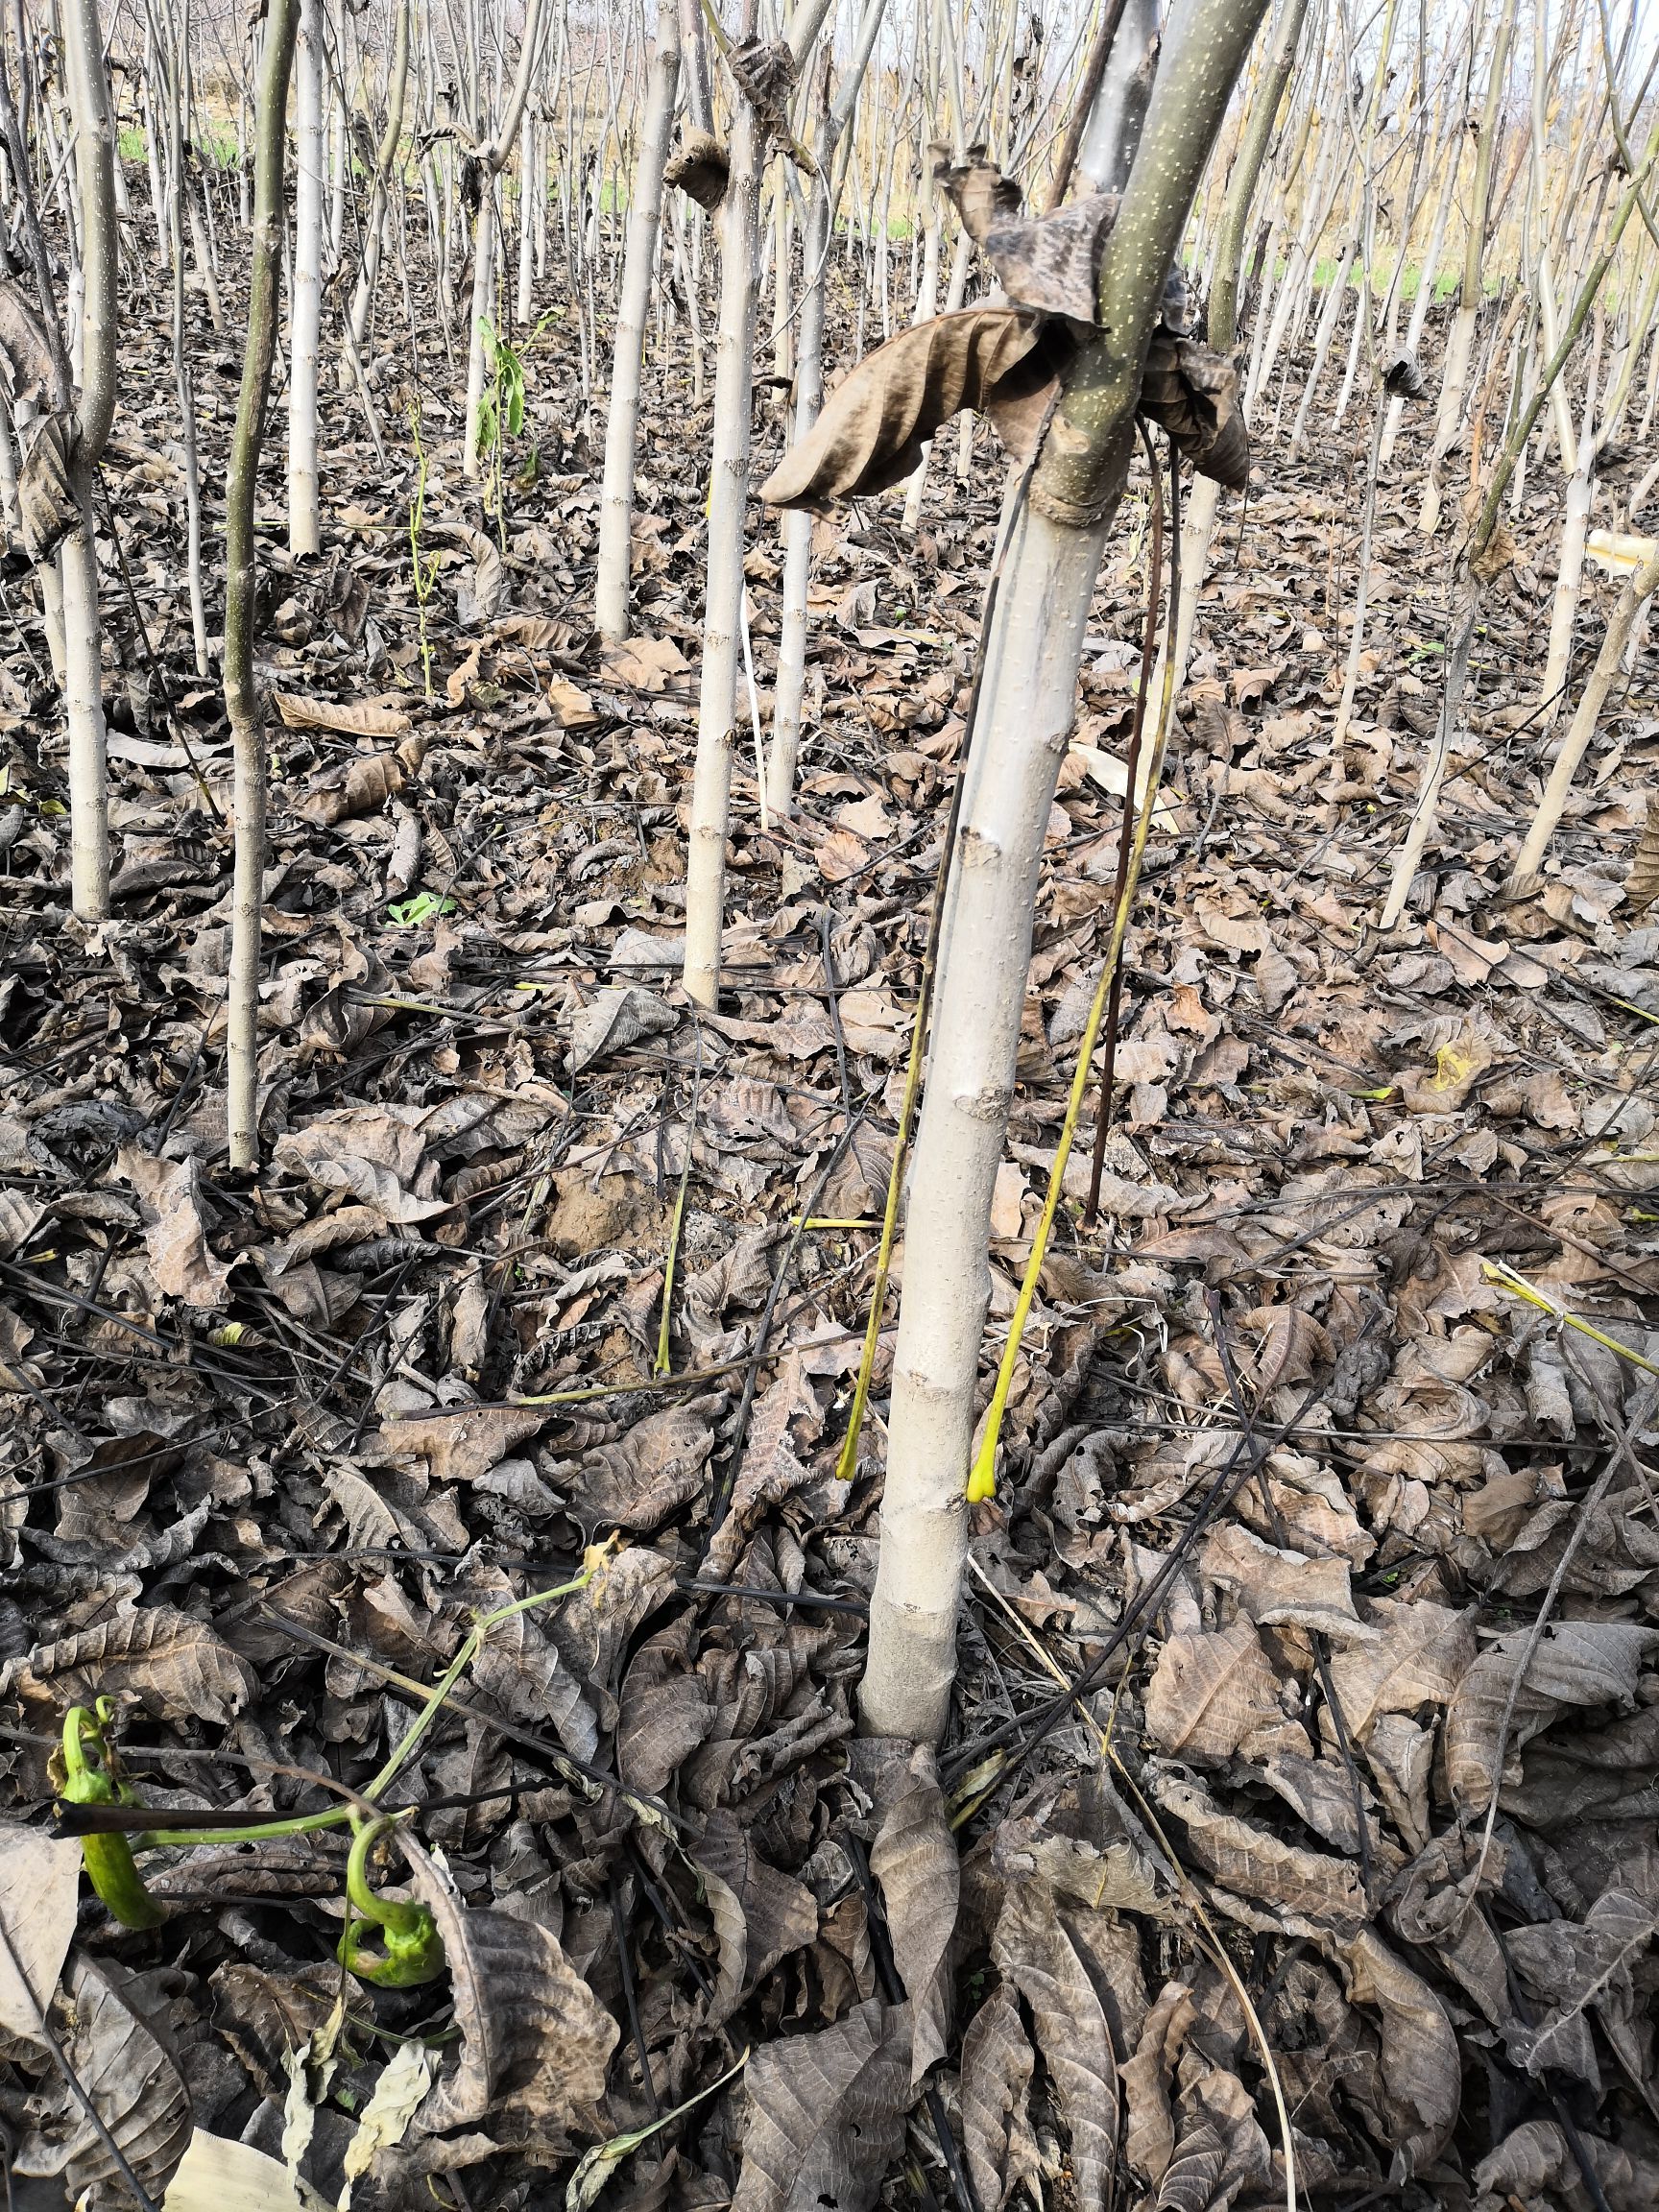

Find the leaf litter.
[{"left": 0, "top": 148, "right": 1658, "bottom": 2212}]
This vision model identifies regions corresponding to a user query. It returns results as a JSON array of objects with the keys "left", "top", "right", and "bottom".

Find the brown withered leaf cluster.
[
  {"left": 764, "top": 150, "right": 1246, "bottom": 514},
  {"left": 4, "top": 100, "right": 1659, "bottom": 2212}
]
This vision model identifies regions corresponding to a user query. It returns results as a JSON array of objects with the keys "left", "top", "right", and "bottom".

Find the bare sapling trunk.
[
  {"left": 683, "top": 0, "right": 835, "bottom": 1009},
  {"left": 226, "top": 0, "right": 301, "bottom": 1169},
  {"left": 1166, "top": 0, "right": 1307, "bottom": 686},
  {"left": 60, "top": 0, "right": 118, "bottom": 922},
  {"left": 1381, "top": 107, "right": 1659, "bottom": 931},
  {"left": 1508, "top": 540, "right": 1659, "bottom": 894},
  {"left": 770, "top": 0, "right": 890, "bottom": 815},
  {"left": 683, "top": 14, "right": 763, "bottom": 1011},
  {"left": 1418, "top": 0, "right": 1516, "bottom": 535},
  {"left": 288, "top": 0, "right": 325, "bottom": 555},
  {"left": 349, "top": 0, "right": 411, "bottom": 349},
  {"left": 594, "top": 0, "right": 682, "bottom": 643},
  {"left": 464, "top": 0, "right": 546, "bottom": 475},
  {"left": 1379, "top": 84, "right": 1462, "bottom": 467},
  {"left": 1538, "top": 314, "right": 1603, "bottom": 716},
  {"left": 149, "top": 0, "right": 209, "bottom": 675},
  {"left": 860, "top": 0, "right": 1270, "bottom": 1744}
]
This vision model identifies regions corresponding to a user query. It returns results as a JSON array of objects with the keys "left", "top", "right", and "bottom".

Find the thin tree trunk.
[
  {"left": 684, "top": 0, "right": 835, "bottom": 1007},
  {"left": 348, "top": 0, "right": 412, "bottom": 348},
  {"left": 684, "top": 9, "right": 763, "bottom": 1010},
  {"left": 1509, "top": 540, "right": 1659, "bottom": 893},
  {"left": 1419, "top": 0, "right": 1517, "bottom": 534},
  {"left": 226, "top": 0, "right": 301, "bottom": 1169},
  {"left": 1167, "top": 0, "right": 1308, "bottom": 684},
  {"left": 770, "top": 0, "right": 890, "bottom": 815},
  {"left": 595, "top": 0, "right": 681, "bottom": 643},
  {"left": 464, "top": 0, "right": 546, "bottom": 474},
  {"left": 862, "top": 0, "right": 1270, "bottom": 1743},
  {"left": 60, "top": 0, "right": 118, "bottom": 922},
  {"left": 288, "top": 0, "right": 325, "bottom": 555}
]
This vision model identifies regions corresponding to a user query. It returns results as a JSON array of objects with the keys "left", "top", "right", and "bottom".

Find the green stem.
[{"left": 60, "top": 1563, "right": 605, "bottom": 1927}]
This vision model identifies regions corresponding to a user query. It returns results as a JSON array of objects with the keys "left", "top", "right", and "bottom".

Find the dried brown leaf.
[
  {"left": 1143, "top": 1619, "right": 1292, "bottom": 1766},
  {"left": 1445, "top": 1621, "right": 1659, "bottom": 1813},
  {"left": 1336, "top": 1929, "right": 1460, "bottom": 2172},
  {"left": 117, "top": 1148, "right": 232, "bottom": 1310},
  {"left": 992, "top": 1881, "right": 1118, "bottom": 2212},
  {"left": 2, "top": 1602, "right": 255, "bottom": 1727},
  {"left": 377, "top": 1403, "right": 548, "bottom": 1483},
  {"left": 1151, "top": 1772, "right": 1366, "bottom": 1936},
  {"left": 273, "top": 691, "right": 412, "bottom": 737},
  {"left": 665, "top": 129, "right": 728, "bottom": 208},
  {"left": 1139, "top": 333, "right": 1249, "bottom": 489},
  {"left": 1322, "top": 1598, "right": 1475, "bottom": 1743},
  {"left": 694, "top": 1809, "right": 818, "bottom": 2027},
  {"left": 11, "top": 1954, "right": 192, "bottom": 2205},
  {"left": 760, "top": 307, "right": 1052, "bottom": 513},
  {"left": 1199, "top": 1523, "right": 1369, "bottom": 1641},
  {"left": 871, "top": 1744, "right": 957, "bottom": 2082},
  {"left": 1626, "top": 805, "right": 1659, "bottom": 918},
  {"left": 1503, "top": 1888, "right": 1659, "bottom": 2087},
  {"left": 1122, "top": 1981, "right": 1195, "bottom": 2187},
  {"left": 959, "top": 1983, "right": 1040, "bottom": 2212},
  {"left": 0, "top": 1828, "right": 81, "bottom": 2042},
  {"left": 398, "top": 1836, "right": 618, "bottom": 2152},
  {"left": 733, "top": 1998, "right": 912, "bottom": 2212},
  {"left": 572, "top": 1396, "right": 719, "bottom": 1532},
  {"left": 569, "top": 983, "right": 676, "bottom": 1072}
]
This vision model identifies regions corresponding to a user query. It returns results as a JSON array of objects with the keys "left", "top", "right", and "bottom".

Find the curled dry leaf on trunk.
[
  {"left": 664, "top": 128, "right": 730, "bottom": 208},
  {"left": 759, "top": 306, "right": 1065, "bottom": 513},
  {"left": 1138, "top": 327, "right": 1250, "bottom": 490},
  {"left": 936, "top": 147, "right": 1121, "bottom": 323},
  {"left": 733, "top": 1997, "right": 913, "bottom": 2212},
  {"left": 760, "top": 251, "right": 1249, "bottom": 511},
  {"left": 8, "top": 1953, "right": 193, "bottom": 2206},
  {"left": 15, "top": 409, "right": 78, "bottom": 561}
]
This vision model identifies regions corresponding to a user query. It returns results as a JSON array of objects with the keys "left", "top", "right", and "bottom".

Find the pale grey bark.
[
  {"left": 60, "top": 0, "right": 117, "bottom": 921},
  {"left": 863, "top": 0, "right": 1272, "bottom": 1743},
  {"left": 1510, "top": 540, "right": 1659, "bottom": 893},
  {"left": 226, "top": 0, "right": 301, "bottom": 1168},
  {"left": 683, "top": 0, "right": 835, "bottom": 1008},
  {"left": 595, "top": 0, "right": 682, "bottom": 643},
  {"left": 288, "top": 0, "right": 325, "bottom": 555},
  {"left": 464, "top": 0, "right": 547, "bottom": 474}
]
